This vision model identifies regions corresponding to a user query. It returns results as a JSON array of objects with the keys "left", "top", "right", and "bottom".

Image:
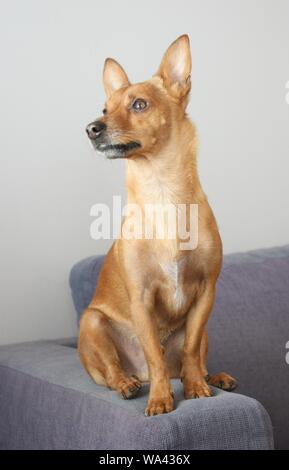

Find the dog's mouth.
[{"left": 93, "top": 141, "right": 141, "bottom": 159}]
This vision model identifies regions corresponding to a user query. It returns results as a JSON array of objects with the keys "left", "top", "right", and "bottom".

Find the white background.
[{"left": 0, "top": 0, "right": 288, "bottom": 344}]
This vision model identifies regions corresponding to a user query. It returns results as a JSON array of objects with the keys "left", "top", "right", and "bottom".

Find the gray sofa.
[{"left": 1, "top": 245, "right": 289, "bottom": 449}]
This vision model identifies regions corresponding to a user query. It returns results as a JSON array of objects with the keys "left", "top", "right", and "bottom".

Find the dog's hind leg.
[{"left": 78, "top": 308, "right": 141, "bottom": 399}]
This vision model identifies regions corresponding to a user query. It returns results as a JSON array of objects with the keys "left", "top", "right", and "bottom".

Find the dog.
[{"left": 79, "top": 35, "right": 237, "bottom": 416}]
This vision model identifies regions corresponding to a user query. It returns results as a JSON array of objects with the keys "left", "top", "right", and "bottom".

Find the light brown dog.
[{"left": 79, "top": 35, "right": 236, "bottom": 416}]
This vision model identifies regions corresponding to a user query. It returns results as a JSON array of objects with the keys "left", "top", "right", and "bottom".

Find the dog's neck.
[{"left": 126, "top": 118, "right": 205, "bottom": 207}]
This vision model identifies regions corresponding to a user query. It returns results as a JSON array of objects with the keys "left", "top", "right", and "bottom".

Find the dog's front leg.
[
  {"left": 131, "top": 298, "right": 173, "bottom": 416},
  {"left": 181, "top": 282, "right": 215, "bottom": 399}
]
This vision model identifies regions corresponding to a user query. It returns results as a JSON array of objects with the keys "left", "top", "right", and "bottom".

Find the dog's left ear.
[
  {"left": 156, "top": 35, "right": 191, "bottom": 100},
  {"left": 103, "top": 58, "right": 130, "bottom": 98}
]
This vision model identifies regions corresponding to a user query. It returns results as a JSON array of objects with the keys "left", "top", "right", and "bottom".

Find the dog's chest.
[{"left": 159, "top": 260, "right": 185, "bottom": 310}]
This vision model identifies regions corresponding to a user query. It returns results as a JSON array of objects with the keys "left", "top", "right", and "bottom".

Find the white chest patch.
[{"left": 160, "top": 259, "right": 186, "bottom": 310}]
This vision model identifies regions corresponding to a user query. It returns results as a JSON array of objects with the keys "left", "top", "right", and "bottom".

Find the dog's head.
[{"left": 86, "top": 35, "right": 191, "bottom": 159}]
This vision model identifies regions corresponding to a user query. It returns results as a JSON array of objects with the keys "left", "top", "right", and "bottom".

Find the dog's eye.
[
  {"left": 102, "top": 108, "right": 107, "bottom": 115},
  {"left": 132, "top": 99, "right": 148, "bottom": 112}
]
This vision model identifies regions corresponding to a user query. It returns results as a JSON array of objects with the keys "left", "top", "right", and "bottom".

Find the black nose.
[{"left": 86, "top": 121, "right": 107, "bottom": 139}]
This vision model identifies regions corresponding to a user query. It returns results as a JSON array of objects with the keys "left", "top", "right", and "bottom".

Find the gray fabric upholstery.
[
  {"left": 69, "top": 245, "right": 289, "bottom": 449},
  {"left": 0, "top": 340, "right": 273, "bottom": 450}
]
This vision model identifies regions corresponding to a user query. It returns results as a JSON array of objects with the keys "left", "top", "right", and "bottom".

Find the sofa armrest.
[{"left": 0, "top": 340, "right": 274, "bottom": 450}]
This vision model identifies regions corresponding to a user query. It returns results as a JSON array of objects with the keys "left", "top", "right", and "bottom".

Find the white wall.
[{"left": 0, "top": 0, "right": 288, "bottom": 345}]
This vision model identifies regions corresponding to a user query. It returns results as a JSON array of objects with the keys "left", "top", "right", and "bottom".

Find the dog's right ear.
[{"left": 103, "top": 58, "right": 130, "bottom": 98}]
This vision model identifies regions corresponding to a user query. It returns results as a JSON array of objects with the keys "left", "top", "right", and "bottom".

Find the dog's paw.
[
  {"left": 145, "top": 395, "right": 174, "bottom": 416},
  {"left": 117, "top": 374, "right": 142, "bottom": 399},
  {"left": 184, "top": 379, "right": 212, "bottom": 399},
  {"left": 207, "top": 372, "right": 237, "bottom": 391}
]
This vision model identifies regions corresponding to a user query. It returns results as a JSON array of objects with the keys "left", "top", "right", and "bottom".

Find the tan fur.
[{"left": 79, "top": 35, "right": 236, "bottom": 415}]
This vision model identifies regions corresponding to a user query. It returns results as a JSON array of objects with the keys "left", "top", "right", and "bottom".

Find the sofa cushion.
[{"left": 0, "top": 340, "right": 273, "bottom": 450}]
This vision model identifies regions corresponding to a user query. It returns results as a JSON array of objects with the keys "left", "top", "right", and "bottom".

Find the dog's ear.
[
  {"left": 103, "top": 58, "right": 130, "bottom": 98},
  {"left": 156, "top": 35, "right": 191, "bottom": 99}
]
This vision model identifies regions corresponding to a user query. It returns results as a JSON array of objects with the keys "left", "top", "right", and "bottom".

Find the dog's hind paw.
[{"left": 207, "top": 372, "right": 237, "bottom": 391}]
